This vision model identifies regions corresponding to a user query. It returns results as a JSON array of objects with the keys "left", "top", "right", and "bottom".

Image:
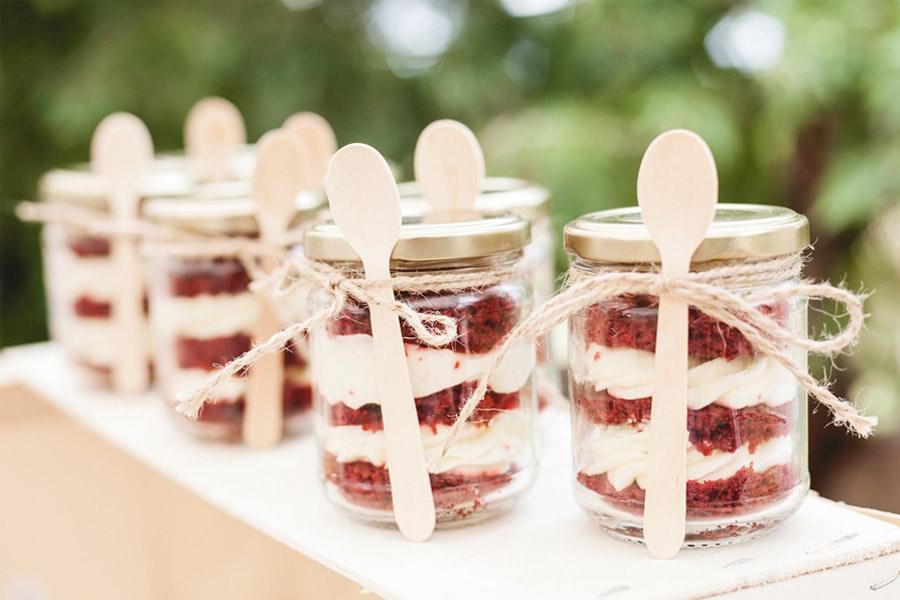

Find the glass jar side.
[
  {"left": 42, "top": 222, "right": 150, "bottom": 388},
  {"left": 148, "top": 254, "right": 312, "bottom": 441},
  {"left": 526, "top": 214, "right": 559, "bottom": 410},
  {"left": 310, "top": 264, "right": 538, "bottom": 526},
  {"left": 567, "top": 258, "right": 809, "bottom": 546}
]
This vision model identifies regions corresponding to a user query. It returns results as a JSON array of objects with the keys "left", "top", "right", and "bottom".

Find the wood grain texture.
[
  {"left": 414, "top": 119, "right": 485, "bottom": 212},
  {"left": 284, "top": 111, "right": 337, "bottom": 191},
  {"left": 242, "top": 130, "right": 306, "bottom": 448},
  {"left": 325, "top": 143, "right": 436, "bottom": 542},
  {"left": 90, "top": 113, "right": 154, "bottom": 394},
  {"left": 637, "top": 129, "right": 717, "bottom": 559},
  {"left": 184, "top": 96, "right": 246, "bottom": 182}
]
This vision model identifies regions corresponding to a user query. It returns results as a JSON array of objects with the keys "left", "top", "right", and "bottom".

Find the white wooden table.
[{"left": 1, "top": 343, "right": 898, "bottom": 600}]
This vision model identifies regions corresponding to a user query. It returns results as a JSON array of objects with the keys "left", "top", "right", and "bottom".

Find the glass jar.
[
  {"left": 39, "top": 161, "right": 191, "bottom": 388},
  {"left": 144, "top": 183, "right": 323, "bottom": 441},
  {"left": 564, "top": 204, "right": 810, "bottom": 546},
  {"left": 398, "top": 177, "right": 558, "bottom": 409},
  {"left": 305, "top": 211, "right": 538, "bottom": 526}
]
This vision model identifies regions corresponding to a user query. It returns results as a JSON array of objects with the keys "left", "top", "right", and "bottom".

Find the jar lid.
[
  {"left": 39, "top": 145, "right": 256, "bottom": 210},
  {"left": 142, "top": 180, "right": 324, "bottom": 236},
  {"left": 156, "top": 144, "right": 257, "bottom": 180},
  {"left": 39, "top": 159, "right": 194, "bottom": 209},
  {"left": 396, "top": 177, "right": 549, "bottom": 221},
  {"left": 304, "top": 210, "right": 530, "bottom": 265},
  {"left": 565, "top": 203, "right": 809, "bottom": 263}
]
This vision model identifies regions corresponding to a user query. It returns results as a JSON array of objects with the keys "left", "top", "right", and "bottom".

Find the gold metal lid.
[
  {"left": 142, "top": 180, "right": 325, "bottom": 236},
  {"left": 565, "top": 203, "right": 809, "bottom": 263},
  {"left": 396, "top": 177, "right": 549, "bottom": 221},
  {"left": 39, "top": 158, "right": 193, "bottom": 209},
  {"left": 304, "top": 210, "right": 530, "bottom": 265},
  {"left": 39, "top": 145, "right": 256, "bottom": 210}
]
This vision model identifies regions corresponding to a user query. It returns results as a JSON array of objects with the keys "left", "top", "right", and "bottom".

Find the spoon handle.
[
  {"left": 243, "top": 300, "right": 284, "bottom": 448},
  {"left": 365, "top": 266, "right": 436, "bottom": 541},
  {"left": 108, "top": 186, "right": 148, "bottom": 393},
  {"left": 644, "top": 290, "right": 689, "bottom": 558}
]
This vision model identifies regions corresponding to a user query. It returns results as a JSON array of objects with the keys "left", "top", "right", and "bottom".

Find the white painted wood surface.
[{"left": 1, "top": 343, "right": 898, "bottom": 600}]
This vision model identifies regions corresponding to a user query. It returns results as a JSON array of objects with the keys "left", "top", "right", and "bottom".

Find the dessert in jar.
[
  {"left": 398, "top": 178, "right": 558, "bottom": 408},
  {"left": 564, "top": 204, "right": 810, "bottom": 545},
  {"left": 39, "top": 161, "right": 191, "bottom": 387},
  {"left": 305, "top": 211, "right": 538, "bottom": 525},
  {"left": 143, "top": 182, "right": 323, "bottom": 441}
]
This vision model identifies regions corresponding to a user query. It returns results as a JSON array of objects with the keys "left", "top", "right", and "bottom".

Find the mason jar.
[
  {"left": 564, "top": 204, "right": 810, "bottom": 545},
  {"left": 398, "top": 178, "right": 558, "bottom": 409},
  {"left": 143, "top": 182, "right": 322, "bottom": 441},
  {"left": 38, "top": 161, "right": 191, "bottom": 388},
  {"left": 305, "top": 211, "right": 538, "bottom": 526}
]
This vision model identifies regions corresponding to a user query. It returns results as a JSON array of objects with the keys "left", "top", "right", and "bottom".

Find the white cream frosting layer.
[
  {"left": 324, "top": 410, "right": 530, "bottom": 474},
  {"left": 61, "top": 317, "right": 119, "bottom": 366},
  {"left": 571, "top": 343, "right": 796, "bottom": 410},
  {"left": 59, "top": 254, "right": 118, "bottom": 301},
  {"left": 579, "top": 424, "right": 794, "bottom": 491},
  {"left": 311, "top": 332, "right": 535, "bottom": 409},
  {"left": 168, "top": 365, "right": 309, "bottom": 404},
  {"left": 153, "top": 292, "right": 261, "bottom": 339},
  {"left": 60, "top": 316, "right": 150, "bottom": 367}
]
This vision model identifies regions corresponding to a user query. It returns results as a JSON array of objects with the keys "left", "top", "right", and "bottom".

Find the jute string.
[
  {"left": 433, "top": 252, "right": 872, "bottom": 467},
  {"left": 17, "top": 199, "right": 309, "bottom": 281},
  {"left": 175, "top": 258, "right": 526, "bottom": 419},
  {"left": 17, "top": 201, "right": 194, "bottom": 242}
]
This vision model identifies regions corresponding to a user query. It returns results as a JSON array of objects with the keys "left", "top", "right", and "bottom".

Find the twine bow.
[
  {"left": 174, "top": 258, "right": 529, "bottom": 418},
  {"left": 432, "top": 252, "right": 873, "bottom": 467}
]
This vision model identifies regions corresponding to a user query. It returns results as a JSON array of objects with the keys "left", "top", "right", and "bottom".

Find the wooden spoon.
[
  {"left": 283, "top": 112, "right": 337, "bottom": 191},
  {"left": 325, "top": 143, "right": 436, "bottom": 542},
  {"left": 90, "top": 112, "right": 155, "bottom": 394},
  {"left": 184, "top": 97, "right": 246, "bottom": 182},
  {"left": 414, "top": 119, "right": 485, "bottom": 211},
  {"left": 243, "top": 130, "right": 308, "bottom": 448},
  {"left": 636, "top": 129, "right": 718, "bottom": 558}
]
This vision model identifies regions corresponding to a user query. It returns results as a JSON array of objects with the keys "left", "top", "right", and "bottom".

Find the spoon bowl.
[
  {"left": 253, "top": 130, "right": 308, "bottom": 240},
  {"left": 414, "top": 120, "right": 484, "bottom": 212},
  {"left": 636, "top": 128, "right": 718, "bottom": 559},
  {"left": 637, "top": 129, "right": 717, "bottom": 271},
  {"left": 326, "top": 143, "right": 402, "bottom": 269}
]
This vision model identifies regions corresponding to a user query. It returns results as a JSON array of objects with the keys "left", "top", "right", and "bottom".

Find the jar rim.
[
  {"left": 396, "top": 177, "right": 549, "bottom": 221},
  {"left": 304, "top": 210, "right": 530, "bottom": 264},
  {"left": 565, "top": 203, "right": 809, "bottom": 264},
  {"left": 142, "top": 181, "right": 325, "bottom": 236},
  {"left": 39, "top": 144, "right": 258, "bottom": 210}
]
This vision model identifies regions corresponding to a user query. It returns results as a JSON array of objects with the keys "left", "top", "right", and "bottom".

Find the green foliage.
[{"left": 2, "top": 0, "right": 899, "bottom": 427}]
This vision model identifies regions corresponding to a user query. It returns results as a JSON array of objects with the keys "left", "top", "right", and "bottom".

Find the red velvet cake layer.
[
  {"left": 176, "top": 334, "right": 253, "bottom": 371},
  {"left": 196, "top": 380, "right": 312, "bottom": 425},
  {"left": 327, "top": 288, "right": 520, "bottom": 353},
  {"left": 328, "top": 384, "right": 520, "bottom": 433},
  {"left": 571, "top": 385, "right": 794, "bottom": 454},
  {"left": 67, "top": 234, "right": 110, "bottom": 257},
  {"left": 73, "top": 296, "right": 111, "bottom": 318},
  {"left": 324, "top": 453, "right": 516, "bottom": 514},
  {"left": 167, "top": 258, "right": 252, "bottom": 297},
  {"left": 577, "top": 463, "right": 798, "bottom": 518},
  {"left": 583, "top": 295, "right": 789, "bottom": 359}
]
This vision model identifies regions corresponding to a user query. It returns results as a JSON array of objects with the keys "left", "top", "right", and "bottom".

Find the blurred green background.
[{"left": 2, "top": 0, "right": 899, "bottom": 510}]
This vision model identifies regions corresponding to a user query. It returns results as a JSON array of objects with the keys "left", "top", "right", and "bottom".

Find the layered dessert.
[
  {"left": 151, "top": 256, "right": 311, "bottom": 441},
  {"left": 569, "top": 294, "right": 806, "bottom": 541},
  {"left": 43, "top": 228, "right": 151, "bottom": 386},
  {"left": 312, "top": 283, "right": 536, "bottom": 523}
]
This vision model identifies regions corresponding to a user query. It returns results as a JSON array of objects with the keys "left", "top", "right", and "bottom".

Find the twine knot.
[
  {"left": 175, "top": 257, "right": 526, "bottom": 418},
  {"left": 432, "top": 251, "right": 873, "bottom": 468}
]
